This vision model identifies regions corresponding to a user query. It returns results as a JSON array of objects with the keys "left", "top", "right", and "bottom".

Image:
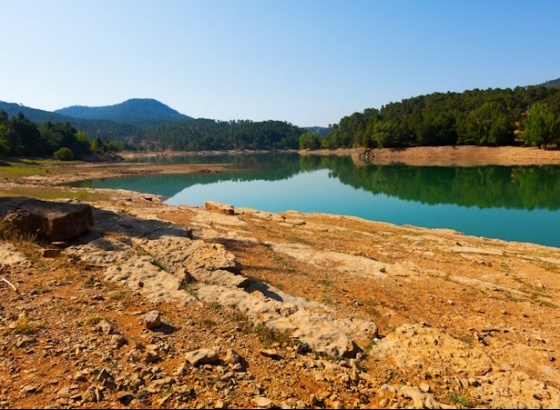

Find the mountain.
[{"left": 54, "top": 98, "right": 192, "bottom": 123}]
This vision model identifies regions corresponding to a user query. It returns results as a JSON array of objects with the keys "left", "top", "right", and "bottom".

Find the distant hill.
[
  {"left": 0, "top": 100, "right": 150, "bottom": 146},
  {"left": 304, "top": 126, "right": 330, "bottom": 136},
  {"left": 0, "top": 100, "right": 74, "bottom": 124},
  {"left": 540, "top": 77, "right": 560, "bottom": 88},
  {"left": 54, "top": 98, "right": 191, "bottom": 123}
]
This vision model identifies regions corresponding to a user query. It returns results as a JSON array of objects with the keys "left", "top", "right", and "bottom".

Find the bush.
[{"left": 53, "top": 147, "right": 74, "bottom": 161}]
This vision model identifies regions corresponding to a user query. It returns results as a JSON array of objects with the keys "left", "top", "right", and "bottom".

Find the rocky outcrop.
[
  {"left": 0, "top": 197, "right": 93, "bottom": 241},
  {"left": 63, "top": 200, "right": 377, "bottom": 359}
]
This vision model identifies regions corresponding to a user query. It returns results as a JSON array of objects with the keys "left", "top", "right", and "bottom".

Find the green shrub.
[{"left": 53, "top": 147, "right": 74, "bottom": 161}]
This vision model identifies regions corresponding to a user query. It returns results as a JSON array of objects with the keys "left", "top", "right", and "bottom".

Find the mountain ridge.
[{"left": 54, "top": 98, "right": 192, "bottom": 123}]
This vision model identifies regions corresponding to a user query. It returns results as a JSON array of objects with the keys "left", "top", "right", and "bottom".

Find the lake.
[{"left": 72, "top": 152, "right": 560, "bottom": 249}]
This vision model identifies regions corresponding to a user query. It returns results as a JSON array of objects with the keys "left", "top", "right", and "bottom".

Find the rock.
[
  {"left": 252, "top": 396, "right": 273, "bottom": 408},
  {"left": 0, "top": 198, "right": 93, "bottom": 241},
  {"left": 185, "top": 348, "right": 220, "bottom": 366},
  {"left": 95, "top": 319, "right": 115, "bottom": 335},
  {"left": 143, "top": 310, "right": 162, "bottom": 329},
  {"left": 204, "top": 201, "right": 235, "bottom": 215},
  {"left": 223, "top": 349, "right": 242, "bottom": 365}
]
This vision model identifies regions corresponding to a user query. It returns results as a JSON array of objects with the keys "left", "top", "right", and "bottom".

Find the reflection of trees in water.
[
  {"left": 300, "top": 156, "right": 560, "bottom": 210},
  {"left": 79, "top": 153, "right": 560, "bottom": 210}
]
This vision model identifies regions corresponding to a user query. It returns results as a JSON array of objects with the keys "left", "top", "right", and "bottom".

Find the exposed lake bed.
[{"left": 1, "top": 146, "right": 560, "bottom": 408}]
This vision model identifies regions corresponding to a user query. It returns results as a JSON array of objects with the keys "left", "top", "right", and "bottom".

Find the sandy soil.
[{"left": 302, "top": 145, "right": 560, "bottom": 166}]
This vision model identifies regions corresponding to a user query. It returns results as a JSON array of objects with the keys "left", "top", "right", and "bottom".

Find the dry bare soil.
[{"left": 1, "top": 146, "right": 560, "bottom": 409}]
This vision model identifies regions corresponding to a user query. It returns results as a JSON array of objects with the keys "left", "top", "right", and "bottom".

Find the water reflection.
[
  {"left": 77, "top": 153, "right": 560, "bottom": 211},
  {"left": 72, "top": 153, "right": 560, "bottom": 247}
]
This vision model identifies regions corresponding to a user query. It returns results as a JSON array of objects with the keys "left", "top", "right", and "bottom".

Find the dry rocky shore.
[{"left": 1, "top": 146, "right": 560, "bottom": 409}]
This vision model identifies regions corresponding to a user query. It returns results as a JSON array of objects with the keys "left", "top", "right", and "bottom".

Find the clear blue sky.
[{"left": 1, "top": 0, "right": 559, "bottom": 127}]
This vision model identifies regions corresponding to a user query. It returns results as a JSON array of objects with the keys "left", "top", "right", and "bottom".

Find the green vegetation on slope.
[
  {"left": 2, "top": 79, "right": 560, "bottom": 157},
  {"left": 309, "top": 85, "right": 560, "bottom": 151}
]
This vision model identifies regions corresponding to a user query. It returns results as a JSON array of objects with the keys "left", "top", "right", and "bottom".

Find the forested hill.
[
  {"left": 54, "top": 98, "right": 191, "bottom": 123},
  {"left": 0, "top": 98, "right": 307, "bottom": 151},
  {"left": 309, "top": 84, "right": 560, "bottom": 151},
  {"left": 0, "top": 101, "right": 73, "bottom": 124},
  {"left": 2, "top": 76, "right": 560, "bottom": 157},
  {"left": 540, "top": 77, "right": 560, "bottom": 88}
]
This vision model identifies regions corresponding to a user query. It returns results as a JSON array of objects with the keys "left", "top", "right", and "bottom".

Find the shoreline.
[
  {"left": 301, "top": 145, "right": 560, "bottom": 166},
  {"left": 2, "top": 145, "right": 560, "bottom": 188}
]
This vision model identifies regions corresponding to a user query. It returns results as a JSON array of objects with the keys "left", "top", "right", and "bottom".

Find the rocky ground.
[{"left": 1, "top": 146, "right": 560, "bottom": 409}]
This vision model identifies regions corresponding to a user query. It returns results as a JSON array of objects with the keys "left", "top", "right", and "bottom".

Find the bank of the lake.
[{"left": 70, "top": 147, "right": 560, "bottom": 249}]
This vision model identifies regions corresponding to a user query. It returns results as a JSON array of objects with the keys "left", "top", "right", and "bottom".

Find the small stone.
[
  {"left": 379, "top": 397, "right": 390, "bottom": 407},
  {"left": 252, "top": 396, "right": 273, "bottom": 408},
  {"left": 143, "top": 310, "right": 162, "bottom": 329}
]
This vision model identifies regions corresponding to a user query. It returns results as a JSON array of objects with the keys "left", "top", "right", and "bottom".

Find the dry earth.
[{"left": 1, "top": 146, "right": 560, "bottom": 409}]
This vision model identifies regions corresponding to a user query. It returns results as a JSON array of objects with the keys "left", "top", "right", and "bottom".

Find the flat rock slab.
[{"left": 0, "top": 197, "right": 93, "bottom": 242}]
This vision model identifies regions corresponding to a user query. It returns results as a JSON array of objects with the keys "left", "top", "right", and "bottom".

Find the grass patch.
[
  {"left": 51, "top": 299, "right": 82, "bottom": 313},
  {"left": 82, "top": 314, "right": 106, "bottom": 325},
  {"left": 108, "top": 291, "right": 124, "bottom": 301},
  {"left": 0, "top": 186, "right": 101, "bottom": 201},
  {"left": 253, "top": 324, "right": 293, "bottom": 348},
  {"left": 10, "top": 314, "right": 43, "bottom": 335},
  {"left": 364, "top": 338, "right": 378, "bottom": 351},
  {"left": 0, "top": 157, "right": 117, "bottom": 202},
  {"left": 448, "top": 391, "right": 475, "bottom": 408},
  {"left": 453, "top": 333, "right": 474, "bottom": 346},
  {"left": 0, "top": 158, "right": 81, "bottom": 178},
  {"left": 151, "top": 259, "right": 168, "bottom": 271},
  {"left": 231, "top": 310, "right": 294, "bottom": 349},
  {"left": 81, "top": 275, "right": 95, "bottom": 288},
  {"left": 0, "top": 220, "right": 38, "bottom": 243},
  {"left": 200, "top": 318, "right": 216, "bottom": 328},
  {"left": 232, "top": 311, "right": 252, "bottom": 334},
  {"left": 180, "top": 282, "right": 198, "bottom": 297}
]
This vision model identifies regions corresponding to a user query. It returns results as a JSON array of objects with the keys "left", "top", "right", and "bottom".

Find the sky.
[{"left": 1, "top": 0, "right": 559, "bottom": 127}]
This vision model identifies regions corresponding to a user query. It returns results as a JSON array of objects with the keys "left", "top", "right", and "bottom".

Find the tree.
[
  {"left": 0, "top": 111, "right": 9, "bottom": 157},
  {"left": 90, "top": 137, "right": 106, "bottom": 154},
  {"left": 9, "top": 112, "right": 42, "bottom": 156},
  {"left": 299, "top": 131, "right": 321, "bottom": 150},
  {"left": 521, "top": 102, "right": 560, "bottom": 149},
  {"left": 53, "top": 147, "right": 74, "bottom": 161},
  {"left": 105, "top": 139, "right": 124, "bottom": 152},
  {"left": 75, "top": 131, "right": 92, "bottom": 154},
  {"left": 488, "top": 115, "right": 515, "bottom": 146}
]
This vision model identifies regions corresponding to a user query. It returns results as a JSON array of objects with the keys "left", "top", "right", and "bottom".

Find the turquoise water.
[{"left": 73, "top": 153, "right": 560, "bottom": 248}]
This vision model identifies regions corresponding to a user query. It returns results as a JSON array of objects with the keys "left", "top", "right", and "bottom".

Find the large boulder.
[{"left": 0, "top": 197, "right": 93, "bottom": 242}]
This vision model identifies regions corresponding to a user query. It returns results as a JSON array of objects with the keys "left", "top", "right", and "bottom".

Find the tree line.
[
  {"left": 146, "top": 119, "right": 304, "bottom": 151},
  {"left": 0, "top": 111, "right": 123, "bottom": 160},
  {"left": 300, "top": 85, "right": 560, "bottom": 150},
  {"left": 2, "top": 84, "right": 560, "bottom": 160}
]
